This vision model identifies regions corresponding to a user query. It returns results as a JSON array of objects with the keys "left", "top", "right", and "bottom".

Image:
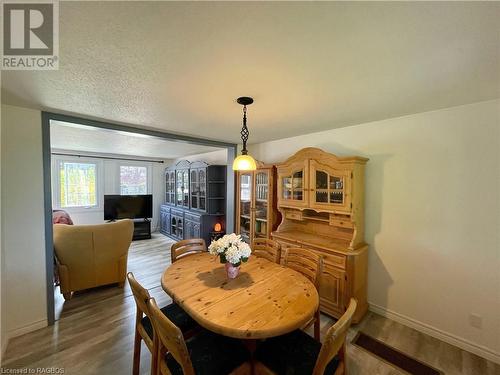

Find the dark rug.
[{"left": 352, "top": 332, "right": 443, "bottom": 375}]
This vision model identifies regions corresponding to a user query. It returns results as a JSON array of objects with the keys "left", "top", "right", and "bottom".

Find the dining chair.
[
  {"left": 127, "top": 272, "right": 198, "bottom": 375},
  {"left": 252, "top": 238, "right": 281, "bottom": 264},
  {"left": 255, "top": 298, "right": 358, "bottom": 375},
  {"left": 283, "top": 247, "right": 323, "bottom": 341},
  {"left": 147, "top": 297, "right": 251, "bottom": 375},
  {"left": 170, "top": 238, "right": 206, "bottom": 264}
]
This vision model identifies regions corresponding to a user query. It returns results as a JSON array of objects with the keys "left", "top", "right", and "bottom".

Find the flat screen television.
[{"left": 104, "top": 194, "right": 153, "bottom": 220}]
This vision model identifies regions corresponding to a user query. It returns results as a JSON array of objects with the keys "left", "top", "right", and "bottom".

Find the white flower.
[{"left": 208, "top": 233, "right": 252, "bottom": 265}]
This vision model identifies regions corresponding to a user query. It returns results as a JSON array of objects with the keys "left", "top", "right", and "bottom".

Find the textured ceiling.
[
  {"left": 2, "top": 2, "right": 499, "bottom": 143},
  {"left": 50, "top": 121, "right": 223, "bottom": 159}
]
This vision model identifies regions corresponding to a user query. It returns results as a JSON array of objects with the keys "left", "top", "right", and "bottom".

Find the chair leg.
[
  {"left": 132, "top": 328, "right": 142, "bottom": 375},
  {"left": 314, "top": 310, "right": 321, "bottom": 341},
  {"left": 62, "top": 292, "right": 72, "bottom": 301},
  {"left": 150, "top": 335, "right": 159, "bottom": 375}
]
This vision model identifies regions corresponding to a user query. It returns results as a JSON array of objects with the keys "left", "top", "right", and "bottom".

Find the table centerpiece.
[{"left": 208, "top": 233, "right": 251, "bottom": 279}]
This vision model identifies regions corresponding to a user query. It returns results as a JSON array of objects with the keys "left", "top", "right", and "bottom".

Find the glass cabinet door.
[
  {"left": 310, "top": 160, "right": 350, "bottom": 211},
  {"left": 254, "top": 171, "right": 269, "bottom": 239},
  {"left": 279, "top": 166, "right": 307, "bottom": 207},
  {"left": 198, "top": 169, "right": 206, "bottom": 211},
  {"left": 182, "top": 170, "right": 189, "bottom": 207},
  {"left": 238, "top": 173, "right": 252, "bottom": 243},
  {"left": 190, "top": 170, "right": 198, "bottom": 209},
  {"left": 176, "top": 171, "right": 183, "bottom": 205},
  {"left": 165, "top": 172, "right": 170, "bottom": 203},
  {"left": 169, "top": 171, "right": 175, "bottom": 204}
]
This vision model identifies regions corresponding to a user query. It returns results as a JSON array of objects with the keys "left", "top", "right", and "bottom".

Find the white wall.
[
  {"left": 248, "top": 99, "right": 500, "bottom": 362},
  {"left": 51, "top": 153, "right": 167, "bottom": 231},
  {"left": 1, "top": 104, "right": 47, "bottom": 340}
]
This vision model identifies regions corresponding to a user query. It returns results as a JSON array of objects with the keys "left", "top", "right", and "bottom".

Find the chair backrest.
[
  {"left": 147, "top": 297, "right": 195, "bottom": 375},
  {"left": 54, "top": 219, "right": 134, "bottom": 290},
  {"left": 127, "top": 272, "right": 151, "bottom": 319},
  {"left": 313, "top": 298, "right": 357, "bottom": 375},
  {"left": 171, "top": 238, "right": 206, "bottom": 264},
  {"left": 283, "top": 247, "right": 323, "bottom": 288},
  {"left": 252, "top": 238, "right": 281, "bottom": 263}
]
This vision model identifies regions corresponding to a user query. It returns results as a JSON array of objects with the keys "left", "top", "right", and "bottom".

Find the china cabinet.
[
  {"left": 272, "top": 148, "right": 369, "bottom": 323},
  {"left": 161, "top": 160, "right": 226, "bottom": 245},
  {"left": 236, "top": 165, "right": 280, "bottom": 245}
]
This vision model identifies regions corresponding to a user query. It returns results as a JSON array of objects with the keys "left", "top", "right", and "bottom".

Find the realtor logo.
[{"left": 2, "top": 1, "right": 59, "bottom": 70}]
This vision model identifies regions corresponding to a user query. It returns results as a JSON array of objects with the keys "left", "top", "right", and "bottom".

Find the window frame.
[
  {"left": 52, "top": 156, "right": 103, "bottom": 212},
  {"left": 118, "top": 162, "right": 152, "bottom": 196}
]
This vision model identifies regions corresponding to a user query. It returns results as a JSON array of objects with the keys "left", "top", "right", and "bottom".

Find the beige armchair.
[{"left": 53, "top": 219, "right": 134, "bottom": 300}]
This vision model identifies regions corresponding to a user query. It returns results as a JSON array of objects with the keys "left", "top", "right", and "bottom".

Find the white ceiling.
[
  {"left": 50, "top": 121, "right": 224, "bottom": 160},
  {"left": 2, "top": 2, "right": 499, "bottom": 144}
]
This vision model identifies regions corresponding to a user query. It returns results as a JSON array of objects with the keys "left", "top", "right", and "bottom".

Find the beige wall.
[
  {"left": 248, "top": 99, "right": 500, "bottom": 362},
  {"left": 1, "top": 104, "right": 47, "bottom": 341}
]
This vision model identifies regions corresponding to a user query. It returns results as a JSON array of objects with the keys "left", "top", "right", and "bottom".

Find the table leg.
[{"left": 244, "top": 339, "right": 257, "bottom": 375}]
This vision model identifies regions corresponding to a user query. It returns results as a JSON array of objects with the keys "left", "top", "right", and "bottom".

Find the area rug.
[{"left": 352, "top": 332, "right": 443, "bottom": 375}]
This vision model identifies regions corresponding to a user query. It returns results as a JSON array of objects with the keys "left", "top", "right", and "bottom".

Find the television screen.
[{"left": 104, "top": 195, "right": 153, "bottom": 220}]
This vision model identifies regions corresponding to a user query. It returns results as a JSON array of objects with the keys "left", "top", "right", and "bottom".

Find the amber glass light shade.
[
  {"left": 232, "top": 154, "right": 257, "bottom": 171},
  {"left": 214, "top": 223, "right": 222, "bottom": 232}
]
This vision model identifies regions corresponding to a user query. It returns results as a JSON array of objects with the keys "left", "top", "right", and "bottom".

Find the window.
[
  {"left": 120, "top": 166, "right": 148, "bottom": 195},
  {"left": 59, "top": 162, "right": 98, "bottom": 208}
]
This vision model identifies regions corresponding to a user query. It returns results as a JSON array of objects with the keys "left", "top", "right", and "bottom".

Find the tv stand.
[{"left": 132, "top": 219, "right": 151, "bottom": 241}]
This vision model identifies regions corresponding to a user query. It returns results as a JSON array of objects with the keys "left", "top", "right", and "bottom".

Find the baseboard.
[
  {"left": 369, "top": 303, "right": 500, "bottom": 364},
  {"left": 7, "top": 318, "right": 47, "bottom": 340}
]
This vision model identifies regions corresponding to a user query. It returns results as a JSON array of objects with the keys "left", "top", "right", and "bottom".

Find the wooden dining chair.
[
  {"left": 255, "top": 298, "right": 358, "bottom": 375},
  {"left": 252, "top": 238, "right": 281, "bottom": 264},
  {"left": 170, "top": 238, "right": 206, "bottom": 264},
  {"left": 147, "top": 297, "right": 251, "bottom": 375},
  {"left": 127, "top": 272, "right": 198, "bottom": 375},
  {"left": 283, "top": 247, "right": 323, "bottom": 341}
]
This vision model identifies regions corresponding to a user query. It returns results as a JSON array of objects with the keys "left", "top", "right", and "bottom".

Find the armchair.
[{"left": 53, "top": 219, "right": 134, "bottom": 300}]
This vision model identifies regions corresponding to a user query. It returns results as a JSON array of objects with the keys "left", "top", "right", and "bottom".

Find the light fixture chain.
[{"left": 240, "top": 104, "right": 249, "bottom": 154}]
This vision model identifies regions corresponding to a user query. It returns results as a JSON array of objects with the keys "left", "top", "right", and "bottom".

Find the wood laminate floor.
[{"left": 2, "top": 234, "right": 499, "bottom": 375}]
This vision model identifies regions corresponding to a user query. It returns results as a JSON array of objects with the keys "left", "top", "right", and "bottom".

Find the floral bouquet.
[{"left": 208, "top": 233, "right": 251, "bottom": 278}]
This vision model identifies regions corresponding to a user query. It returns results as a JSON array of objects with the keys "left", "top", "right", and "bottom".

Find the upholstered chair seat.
[{"left": 164, "top": 331, "right": 250, "bottom": 375}]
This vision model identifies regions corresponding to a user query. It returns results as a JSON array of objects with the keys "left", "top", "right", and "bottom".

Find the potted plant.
[{"left": 208, "top": 233, "right": 251, "bottom": 279}]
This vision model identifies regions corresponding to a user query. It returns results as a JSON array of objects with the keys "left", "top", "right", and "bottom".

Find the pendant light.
[{"left": 232, "top": 96, "right": 257, "bottom": 171}]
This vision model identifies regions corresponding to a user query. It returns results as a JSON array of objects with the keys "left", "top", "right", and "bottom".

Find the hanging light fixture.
[{"left": 233, "top": 96, "right": 257, "bottom": 171}]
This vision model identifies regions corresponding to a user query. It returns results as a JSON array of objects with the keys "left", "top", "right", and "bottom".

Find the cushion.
[
  {"left": 141, "top": 303, "right": 198, "bottom": 339},
  {"left": 52, "top": 210, "right": 73, "bottom": 225},
  {"left": 165, "top": 330, "right": 250, "bottom": 375},
  {"left": 255, "top": 329, "right": 340, "bottom": 375}
]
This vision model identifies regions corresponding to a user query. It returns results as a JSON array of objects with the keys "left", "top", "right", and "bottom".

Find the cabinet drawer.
[
  {"left": 329, "top": 218, "right": 353, "bottom": 229},
  {"left": 322, "top": 253, "right": 346, "bottom": 269},
  {"left": 171, "top": 208, "right": 184, "bottom": 217},
  {"left": 307, "top": 246, "right": 346, "bottom": 269},
  {"left": 285, "top": 211, "right": 303, "bottom": 221},
  {"left": 185, "top": 212, "right": 201, "bottom": 222}
]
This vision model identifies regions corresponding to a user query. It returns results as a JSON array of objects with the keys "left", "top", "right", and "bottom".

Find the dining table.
[{"left": 161, "top": 252, "right": 319, "bottom": 341}]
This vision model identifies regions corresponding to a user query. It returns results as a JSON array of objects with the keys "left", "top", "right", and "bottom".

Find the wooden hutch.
[
  {"left": 235, "top": 164, "right": 280, "bottom": 246},
  {"left": 160, "top": 160, "right": 226, "bottom": 245},
  {"left": 272, "top": 148, "right": 369, "bottom": 323}
]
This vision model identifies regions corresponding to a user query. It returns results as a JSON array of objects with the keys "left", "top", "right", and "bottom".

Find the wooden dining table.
[{"left": 161, "top": 252, "right": 319, "bottom": 340}]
